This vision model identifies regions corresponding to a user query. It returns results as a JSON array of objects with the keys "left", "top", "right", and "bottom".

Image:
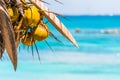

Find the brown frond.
[
  {"left": 30, "top": 0, "right": 79, "bottom": 48},
  {"left": 54, "top": 0, "right": 63, "bottom": 5},
  {"left": 34, "top": 43, "right": 40, "bottom": 61},
  {"left": 0, "top": 0, "right": 17, "bottom": 70},
  {"left": 49, "top": 32, "right": 62, "bottom": 43},
  {"left": 0, "top": 33, "right": 5, "bottom": 59}
]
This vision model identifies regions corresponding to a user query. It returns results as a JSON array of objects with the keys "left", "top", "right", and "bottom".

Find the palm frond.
[
  {"left": 30, "top": 0, "right": 78, "bottom": 48},
  {"left": 54, "top": 0, "right": 63, "bottom": 5},
  {"left": 0, "top": 0, "right": 17, "bottom": 70}
]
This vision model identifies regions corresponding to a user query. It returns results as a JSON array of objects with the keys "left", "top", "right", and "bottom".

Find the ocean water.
[{"left": 1, "top": 16, "right": 120, "bottom": 80}]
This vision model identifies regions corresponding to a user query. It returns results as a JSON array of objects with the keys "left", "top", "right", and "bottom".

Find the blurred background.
[{"left": 1, "top": 0, "right": 120, "bottom": 80}]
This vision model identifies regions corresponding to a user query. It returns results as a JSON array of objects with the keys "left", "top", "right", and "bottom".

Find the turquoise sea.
[{"left": 1, "top": 16, "right": 120, "bottom": 80}]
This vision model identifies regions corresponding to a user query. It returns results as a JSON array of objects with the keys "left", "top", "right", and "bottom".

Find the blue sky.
[{"left": 46, "top": 0, "right": 120, "bottom": 15}]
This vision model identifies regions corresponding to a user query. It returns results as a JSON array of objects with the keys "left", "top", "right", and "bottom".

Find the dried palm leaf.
[
  {"left": 0, "top": 0, "right": 17, "bottom": 70},
  {"left": 0, "top": 33, "right": 5, "bottom": 59},
  {"left": 30, "top": 0, "right": 79, "bottom": 48}
]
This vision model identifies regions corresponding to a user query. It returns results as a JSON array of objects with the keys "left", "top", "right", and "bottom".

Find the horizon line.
[{"left": 61, "top": 14, "right": 120, "bottom": 16}]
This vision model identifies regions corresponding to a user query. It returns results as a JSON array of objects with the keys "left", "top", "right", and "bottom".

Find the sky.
[{"left": 45, "top": 0, "right": 120, "bottom": 15}]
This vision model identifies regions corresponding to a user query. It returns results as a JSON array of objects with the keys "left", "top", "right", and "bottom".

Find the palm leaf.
[
  {"left": 30, "top": 0, "right": 79, "bottom": 48},
  {"left": 0, "top": 0, "right": 17, "bottom": 70}
]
